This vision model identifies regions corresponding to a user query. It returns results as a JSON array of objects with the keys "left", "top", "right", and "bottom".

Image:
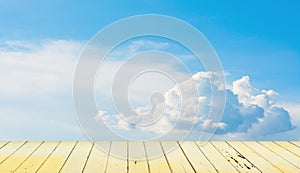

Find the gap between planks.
[{"left": 0, "top": 141, "right": 299, "bottom": 173}]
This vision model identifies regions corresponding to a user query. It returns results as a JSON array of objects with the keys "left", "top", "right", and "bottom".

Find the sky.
[{"left": 0, "top": 0, "right": 299, "bottom": 140}]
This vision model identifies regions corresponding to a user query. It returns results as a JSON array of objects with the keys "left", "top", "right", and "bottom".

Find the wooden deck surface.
[{"left": 0, "top": 141, "right": 299, "bottom": 172}]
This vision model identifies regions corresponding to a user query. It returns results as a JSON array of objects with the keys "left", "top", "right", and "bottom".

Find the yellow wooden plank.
[
  {"left": 161, "top": 141, "right": 195, "bottom": 173},
  {"left": 290, "top": 141, "right": 300, "bottom": 148},
  {"left": 258, "top": 141, "right": 300, "bottom": 169},
  {"left": 212, "top": 141, "right": 261, "bottom": 173},
  {"left": 0, "top": 141, "right": 43, "bottom": 172},
  {"left": 228, "top": 142, "right": 281, "bottom": 173},
  {"left": 0, "top": 141, "right": 26, "bottom": 164},
  {"left": 179, "top": 142, "right": 216, "bottom": 173},
  {"left": 275, "top": 141, "right": 300, "bottom": 157},
  {"left": 14, "top": 141, "right": 59, "bottom": 173},
  {"left": 83, "top": 142, "right": 110, "bottom": 173},
  {"left": 243, "top": 141, "right": 299, "bottom": 172},
  {"left": 60, "top": 141, "right": 93, "bottom": 173},
  {"left": 106, "top": 141, "right": 127, "bottom": 173},
  {"left": 36, "top": 141, "right": 77, "bottom": 173},
  {"left": 196, "top": 141, "right": 238, "bottom": 173},
  {"left": 144, "top": 141, "right": 171, "bottom": 173},
  {"left": 1, "top": 141, "right": 300, "bottom": 172},
  {"left": 128, "top": 141, "right": 149, "bottom": 173},
  {"left": 0, "top": 141, "right": 9, "bottom": 149}
]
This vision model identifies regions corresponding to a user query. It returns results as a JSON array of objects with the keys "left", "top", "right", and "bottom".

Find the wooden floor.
[{"left": 0, "top": 141, "right": 300, "bottom": 172}]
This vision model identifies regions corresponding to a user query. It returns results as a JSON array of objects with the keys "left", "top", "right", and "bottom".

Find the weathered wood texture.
[{"left": 0, "top": 141, "right": 299, "bottom": 172}]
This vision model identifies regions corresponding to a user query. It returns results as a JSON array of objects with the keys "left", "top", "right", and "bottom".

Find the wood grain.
[{"left": 0, "top": 141, "right": 298, "bottom": 172}]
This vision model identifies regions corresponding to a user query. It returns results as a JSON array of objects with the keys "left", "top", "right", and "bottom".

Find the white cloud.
[
  {"left": 127, "top": 40, "right": 170, "bottom": 52},
  {"left": 0, "top": 40, "right": 85, "bottom": 140},
  {"left": 247, "top": 107, "right": 294, "bottom": 137},
  {"left": 96, "top": 72, "right": 296, "bottom": 140},
  {"left": 277, "top": 102, "right": 300, "bottom": 126},
  {"left": 218, "top": 76, "right": 295, "bottom": 139},
  {"left": 95, "top": 72, "right": 219, "bottom": 137},
  {"left": 202, "top": 119, "right": 227, "bottom": 129},
  {"left": 232, "top": 76, "right": 278, "bottom": 109},
  {"left": 0, "top": 39, "right": 298, "bottom": 140},
  {"left": 0, "top": 40, "right": 83, "bottom": 97}
]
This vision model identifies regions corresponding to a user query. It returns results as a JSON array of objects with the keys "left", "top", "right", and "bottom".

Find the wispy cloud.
[
  {"left": 127, "top": 40, "right": 170, "bottom": 53},
  {"left": 0, "top": 40, "right": 83, "bottom": 97},
  {"left": 0, "top": 39, "right": 85, "bottom": 140}
]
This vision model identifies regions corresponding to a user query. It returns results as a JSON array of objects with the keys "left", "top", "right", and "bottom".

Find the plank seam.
[
  {"left": 257, "top": 141, "right": 300, "bottom": 169},
  {"left": 225, "top": 141, "right": 262, "bottom": 173},
  {"left": 13, "top": 141, "right": 45, "bottom": 172},
  {"left": 127, "top": 141, "right": 129, "bottom": 173},
  {"left": 0, "top": 141, "right": 28, "bottom": 165},
  {"left": 35, "top": 141, "right": 62, "bottom": 173},
  {"left": 210, "top": 141, "right": 241, "bottom": 173},
  {"left": 143, "top": 141, "right": 151, "bottom": 173},
  {"left": 273, "top": 141, "right": 300, "bottom": 158},
  {"left": 177, "top": 141, "right": 196, "bottom": 173},
  {"left": 0, "top": 141, "right": 10, "bottom": 150},
  {"left": 242, "top": 141, "right": 284, "bottom": 173},
  {"left": 104, "top": 141, "right": 112, "bottom": 173},
  {"left": 288, "top": 141, "right": 300, "bottom": 148},
  {"left": 58, "top": 141, "right": 79, "bottom": 173},
  {"left": 194, "top": 142, "right": 219, "bottom": 173},
  {"left": 81, "top": 141, "right": 95, "bottom": 173},
  {"left": 159, "top": 141, "right": 173, "bottom": 173}
]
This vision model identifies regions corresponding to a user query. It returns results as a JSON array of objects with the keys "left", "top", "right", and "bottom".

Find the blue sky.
[
  {"left": 0, "top": 0, "right": 299, "bottom": 140},
  {"left": 1, "top": 0, "right": 299, "bottom": 99}
]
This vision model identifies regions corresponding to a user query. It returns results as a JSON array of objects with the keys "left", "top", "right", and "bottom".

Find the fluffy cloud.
[
  {"left": 0, "top": 39, "right": 297, "bottom": 140},
  {"left": 248, "top": 107, "right": 294, "bottom": 136},
  {"left": 213, "top": 76, "right": 294, "bottom": 138},
  {"left": 232, "top": 76, "right": 278, "bottom": 109},
  {"left": 96, "top": 72, "right": 295, "bottom": 140},
  {"left": 230, "top": 76, "right": 295, "bottom": 137}
]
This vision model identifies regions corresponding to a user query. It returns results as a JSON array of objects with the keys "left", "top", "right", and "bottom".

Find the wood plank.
[
  {"left": 196, "top": 141, "right": 238, "bottom": 173},
  {"left": 128, "top": 141, "right": 149, "bottom": 173},
  {"left": 161, "top": 141, "right": 195, "bottom": 173},
  {"left": 36, "top": 141, "right": 77, "bottom": 173},
  {"left": 0, "top": 141, "right": 26, "bottom": 164},
  {"left": 0, "top": 142, "right": 9, "bottom": 149},
  {"left": 144, "top": 141, "right": 171, "bottom": 173},
  {"left": 258, "top": 141, "right": 300, "bottom": 169},
  {"left": 105, "top": 141, "right": 128, "bottom": 173},
  {"left": 290, "top": 141, "right": 300, "bottom": 148},
  {"left": 0, "top": 141, "right": 43, "bottom": 172},
  {"left": 14, "top": 141, "right": 59, "bottom": 173},
  {"left": 274, "top": 141, "right": 300, "bottom": 157},
  {"left": 60, "top": 141, "right": 93, "bottom": 173},
  {"left": 228, "top": 142, "right": 281, "bottom": 173},
  {"left": 243, "top": 141, "right": 299, "bottom": 172},
  {"left": 83, "top": 142, "right": 110, "bottom": 173},
  {"left": 0, "top": 141, "right": 299, "bottom": 172},
  {"left": 179, "top": 142, "right": 216, "bottom": 173},
  {"left": 211, "top": 141, "right": 261, "bottom": 173}
]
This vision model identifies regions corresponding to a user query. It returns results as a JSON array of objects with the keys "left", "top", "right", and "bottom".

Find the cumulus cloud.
[
  {"left": 232, "top": 76, "right": 278, "bottom": 109},
  {"left": 229, "top": 76, "right": 295, "bottom": 137},
  {"left": 214, "top": 76, "right": 294, "bottom": 138},
  {"left": 0, "top": 39, "right": 297, "bottom": 140},
  {"left": 248, "top": 107, "right": 294, "bottom": 136},
  {"left": 96, "top": 72, "right": 295, "bottom": 140}
]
